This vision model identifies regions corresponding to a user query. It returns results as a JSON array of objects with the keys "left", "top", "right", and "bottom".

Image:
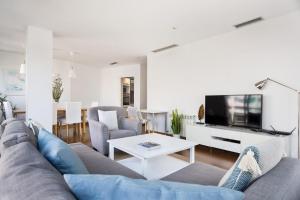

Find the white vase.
[{"left": 173, "top": 134, "right": 180, "bottom": 139}]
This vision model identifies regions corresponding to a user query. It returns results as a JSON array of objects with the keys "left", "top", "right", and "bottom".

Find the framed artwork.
[{"left": 2, "top": 69, "right": 25, "bottom": 96}]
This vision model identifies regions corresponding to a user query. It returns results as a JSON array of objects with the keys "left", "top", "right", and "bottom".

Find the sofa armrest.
[
  {"left": 120, "top": 118, "right": 142, "bottom": 135},
  {"left": 88, "top": 119, "right": 110, "bottom": 155}
]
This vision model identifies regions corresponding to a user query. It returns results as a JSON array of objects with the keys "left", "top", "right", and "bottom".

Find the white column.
[{"left": 25, "top": 26, "right": 53, "bottom": 131}]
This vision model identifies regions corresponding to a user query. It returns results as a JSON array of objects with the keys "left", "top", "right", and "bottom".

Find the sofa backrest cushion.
[
  {"left": 0, "top": 141, "right": 76, "bottom": 200},
  {"left": 244, "top": 157, "right": 300, "bottom": 200},
  {"left": 0, "top": 118, "right": 18, "bottom": 138},
  {"left": 38, "top": 128, "right": 89, "bottom": 174},
  {"left": 2, "top": 120, "right": 37, "bottom": 146},
  {"left": 1, "top": 132, "right": 34, "bottom": 153},
  {"left": 64, "top": 174, "right": 244, "bottom": 200},
  {"left": 0, "top": 120, "right": 37, "bottom": 156}
]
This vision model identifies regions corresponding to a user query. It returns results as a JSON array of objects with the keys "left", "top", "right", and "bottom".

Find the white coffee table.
[{"left": 108, "top": 133, "right": 198, "bottom": 180}]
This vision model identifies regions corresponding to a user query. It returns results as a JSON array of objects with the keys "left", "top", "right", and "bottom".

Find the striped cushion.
[{"left": 221, "top": 146, "right": 260, "bottom": 191}]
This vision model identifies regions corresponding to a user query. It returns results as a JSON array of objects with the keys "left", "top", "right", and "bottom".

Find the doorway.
[{"left": 121, "top": 77, "right": 134, "bottom": 107}]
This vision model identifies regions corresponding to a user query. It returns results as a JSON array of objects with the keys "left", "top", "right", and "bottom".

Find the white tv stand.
[{"left": 186, "top": 124, "right": 290, "bottom": 155}]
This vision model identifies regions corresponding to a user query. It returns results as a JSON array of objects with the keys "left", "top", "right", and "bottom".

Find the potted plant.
[
  {"left": 52, "top": 74, "right": 64, "bottom": 103},
  {"left": 171, "top": 109, "right": 183, "bottom": 138},
  {"left": 0, "top": 93, "right": 8, "bottom": 122}
]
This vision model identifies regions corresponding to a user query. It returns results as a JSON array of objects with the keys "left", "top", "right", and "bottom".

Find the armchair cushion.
[
  {"left": 97, "top": 110, "right": 118, "bottom": 130},
  {"left": 120, "top": 118, "right": 142, "bottom": 135},
  {"left": 109, "top": 130, "right": 136, "bottom": 139}
]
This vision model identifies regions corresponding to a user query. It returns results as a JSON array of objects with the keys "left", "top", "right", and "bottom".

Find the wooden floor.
[{"left": 56, "top": 125, "right": 238, "bottom": 170}]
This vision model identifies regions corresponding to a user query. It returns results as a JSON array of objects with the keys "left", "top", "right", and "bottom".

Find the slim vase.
[{"left": 173, "top": 134, "right": 180, "bottom": 139}]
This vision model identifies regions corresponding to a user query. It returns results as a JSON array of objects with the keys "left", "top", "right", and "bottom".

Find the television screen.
[{"left": 205, "top": 95, "right": 262, "bottom": 129}]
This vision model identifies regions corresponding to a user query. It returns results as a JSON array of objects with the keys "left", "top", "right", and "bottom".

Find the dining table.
[{"left": 13, "top": 107, "right": 88, "bottom": 134}]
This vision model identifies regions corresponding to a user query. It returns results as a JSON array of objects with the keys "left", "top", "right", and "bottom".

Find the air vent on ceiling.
[
  {"left": 234, "top": 17, "right": 263, "bottom": 28},
  {"left": 152, "top": 44, "right": 178, "bottom": 53},
  {"left": 110, "top": 62, "right": 118, "bottom": 66}
]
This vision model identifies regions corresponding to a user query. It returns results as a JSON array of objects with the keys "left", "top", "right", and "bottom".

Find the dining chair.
[
  {"left": 59, "top": 102, "right": 82, "bottom": 143},
  {"left": 127, "top": 106, "right": 149, "bottom": 133},
  {"left": 91, "top": 101, "right": 99, "bottom": 107},
  {"left": 3, "top": 101, "right": 13, "bottom": 120}
]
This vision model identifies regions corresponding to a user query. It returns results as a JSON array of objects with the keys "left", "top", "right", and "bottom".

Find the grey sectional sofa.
[{"left": 1, "top": 120, "right": 300, "bottom": 200}]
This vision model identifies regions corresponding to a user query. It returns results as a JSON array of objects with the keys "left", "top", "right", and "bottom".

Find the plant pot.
[{"left": 173, "top": 134, "right": 180, "bottom": 139}]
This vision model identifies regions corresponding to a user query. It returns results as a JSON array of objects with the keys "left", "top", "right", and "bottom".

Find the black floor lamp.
[{"left": 255, "top": 77, "right": 299, "bottom": 158}]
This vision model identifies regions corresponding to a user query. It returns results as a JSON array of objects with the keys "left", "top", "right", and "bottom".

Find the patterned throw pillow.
[{"left": 220, "top": 146, "right": 261, "bottom": 191}]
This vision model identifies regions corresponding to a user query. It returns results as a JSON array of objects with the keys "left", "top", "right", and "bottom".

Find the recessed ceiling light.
[
  {"left": 152, "top": 44, "right": 178, "bottom": 53},
  {"left": 110, "top": 62, "right": 118, "bottom": 66},
  {"left": 234, "top": 17, "right": 264, "bottom": 28},
  {"left": 172, "top": 27, "right": 177, "bottom": 30}
]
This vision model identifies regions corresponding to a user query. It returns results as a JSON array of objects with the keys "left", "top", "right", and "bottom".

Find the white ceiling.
[{"left": 0, "top": 0, "right": 299, "bottom": 67}]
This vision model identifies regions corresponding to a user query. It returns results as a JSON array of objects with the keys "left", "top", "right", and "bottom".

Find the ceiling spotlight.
[
  {"left": 110, "top": 62, "right": 118, "bottom": 66},
  {"left": 234, "top": 17, "right": 263, "bottom": 28},
  {"left": 69, "top": 51, "right": 74, "bottom": 56},
  {"left": 152, "top": 44, "right": 178, "bottom": 53}
]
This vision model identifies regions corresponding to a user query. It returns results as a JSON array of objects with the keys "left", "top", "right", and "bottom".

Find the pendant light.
[
  {"left": 68, "top": 52, "right": 76, "bottom": 79},
  {"left": 68, "top": 65, "right": 77, "bottom": 78}
]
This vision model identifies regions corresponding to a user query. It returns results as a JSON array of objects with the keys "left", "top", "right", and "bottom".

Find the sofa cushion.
[
  {"left": 0, "top": 132, "right": 33, "bottom": 153},
  {"left": 162, "top": 162, "right": 226, "bottom": 186},
  {"left": 70, "top": 143, "right": 145, "bottom": 179},
  {"left": 2, "top": 120, "right": 37, "bottom": 146},
  {"left": 0, "top": 121, "right": 37, "bottom": 157},
  {"left": 0, "top": 142, "right": 76, "bottom": 200},
  {"left": 64, "top": 174, "right": 244, "bottom": 200},
  {"left": 38, "top": 129, "right": 89, "bottom": 174},
  {"left": 244, "top": 157, "right": 300, "bottom": 200},
  {"left": 0, "top": 118, "right": 18, "bottom": 138},
  {"left": 109, "top": 129, "right": 136, "bottom": 139}
]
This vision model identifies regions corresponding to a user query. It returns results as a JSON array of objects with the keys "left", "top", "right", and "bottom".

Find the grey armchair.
[{"left": 88, "top": 106, "right": 142, "bottom": 155}]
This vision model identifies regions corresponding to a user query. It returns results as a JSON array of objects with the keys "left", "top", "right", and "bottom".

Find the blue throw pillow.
[
  {"left": 38, "top": 128, "right": 89, "bottom": 174},
  {"left": 221, "top": 146, "right": 261, "bottom": 191},
  {"left": 64, "top": 174, "right": 244, "bottom": 200}
]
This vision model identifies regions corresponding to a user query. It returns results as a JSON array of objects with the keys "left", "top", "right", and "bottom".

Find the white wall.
[
  {"left": 26, "top": 26, "right": 53, "bottom": 131},
  {"left": 70, "top": 63, "right": 101, "bottom": 107},
  {"left": 0, "top": 52, "right": 100, "bottom": 109},
  {"left": 147, "top": 11, "right": 300, "bottom": 157},
  {"left": 99, "top": 64, "right": 147, "bottom": 108}
]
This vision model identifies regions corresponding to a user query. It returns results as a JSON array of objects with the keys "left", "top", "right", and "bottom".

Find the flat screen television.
[{"left": 205, "top": 94, "right": 263, "bottom": 130}]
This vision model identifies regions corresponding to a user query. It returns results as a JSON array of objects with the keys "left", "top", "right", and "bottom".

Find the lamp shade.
[
  {"left": 255, "top": 79, "right": 268, "bottom": 90},
  {"left": 68, "top": 66, "right": 76, "bottom": 78}
]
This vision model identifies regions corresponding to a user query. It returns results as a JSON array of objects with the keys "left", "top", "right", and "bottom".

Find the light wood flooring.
[{"left": 56, "top": 124, "right": 238, "bottom": 170}]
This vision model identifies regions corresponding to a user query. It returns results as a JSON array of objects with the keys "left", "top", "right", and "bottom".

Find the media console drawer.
[{"left": 210, "top": 136, "right": 241, "bottom": 153}]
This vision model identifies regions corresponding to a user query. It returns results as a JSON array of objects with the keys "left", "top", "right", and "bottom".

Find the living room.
[{"left": 1, "top": 1, "right": 300, "bottom": 200}]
